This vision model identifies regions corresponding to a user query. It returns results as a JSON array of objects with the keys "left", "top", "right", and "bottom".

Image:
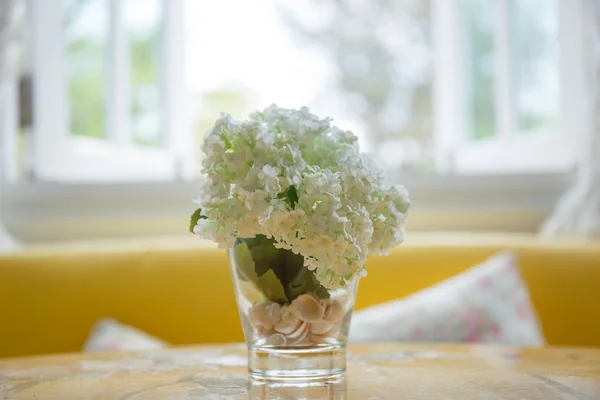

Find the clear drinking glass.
[{"left": 228, "top": 235, "right": 358, "bottom": 381}]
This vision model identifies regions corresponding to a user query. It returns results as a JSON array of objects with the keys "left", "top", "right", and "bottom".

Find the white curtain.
[
  {"left": 0, "top": 224, "right": 19, "bottom": 253},
  {"left": 541, "top": 0, "right": 600, "bottom": 237}
]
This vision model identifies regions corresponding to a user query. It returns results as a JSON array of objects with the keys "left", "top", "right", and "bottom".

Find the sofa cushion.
[
  {"left": 83, "top": 319, "right": 167, "bottom": 353},
  {"left": 1, "top": 233, "right": 599, "bottom": 358},
  {"left": 350, "top": 251, "right": 545, "bottom": 345}
]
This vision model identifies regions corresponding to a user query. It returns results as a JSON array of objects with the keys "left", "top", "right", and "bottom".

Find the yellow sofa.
[{"left": 1, "top": 233, "right": 599, "bottom": 358}]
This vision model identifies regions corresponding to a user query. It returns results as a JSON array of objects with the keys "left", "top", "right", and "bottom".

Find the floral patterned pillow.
[
  {"left": 349, "top": 251, "right": 545, "bottom": 345},
  {"left": 83, "top": 319, "right": 167, "bottom": 352}
]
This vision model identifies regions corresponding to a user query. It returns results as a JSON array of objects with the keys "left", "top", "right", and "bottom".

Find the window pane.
[
  {"left": 64, "top": 0, "right": 108, "bottom": 139},
  {"left": 124, "top": 0, "right": 162, "bottom": 147},
  {"left": 185, "top": 0, "right": 432, "bottom": 173},
  {"left": 513, "top": 0, "right": 559, "bottom": 132},
  {"left": 464, "top": 0, "right": 496, "bottom": 141}
]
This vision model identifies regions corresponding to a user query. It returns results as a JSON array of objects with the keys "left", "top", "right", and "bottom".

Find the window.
[
  {"left": 3, "top": 0, "right": 194, "bottom": 183},
  {"left": 185, "top": 0, "right": 434, "bottom": 174},
  {"left": 1, "top": 0, "right": 589, "bottom": 242},
  {"left": 434, "top": 0, "right": 580, "bottom": 175},
  {"left": 2, "top": 0, "right": 579, "bottom": 184},
  {"left": 185, "top": 0, "right": 580, "bottom": 177}
]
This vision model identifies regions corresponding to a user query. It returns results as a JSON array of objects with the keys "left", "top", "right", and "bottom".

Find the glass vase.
[{"left": 228, "top": 235, "right": 358, "bottom": 381}]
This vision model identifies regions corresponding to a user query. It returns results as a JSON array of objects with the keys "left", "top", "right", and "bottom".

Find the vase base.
[{"left": 248, "top": 343, "right": 346, "bottom": 381}]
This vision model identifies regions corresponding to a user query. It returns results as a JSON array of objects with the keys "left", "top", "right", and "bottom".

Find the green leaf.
[
  {"left": 314, "top": 285, "right": 330, "bottom": 300},
  {"left": 246, "top": 236, "right": 282, "bottom": 277},
  {"left": 232, "top": 241, "right": 259, "bottom": 283},
  {"left": 286, "top": 266, "right": 330, "bottom": 302},
  {"left": 277, "top": 185, "right": 299, "bottom": 210},
  {"left": 189, "top": 208, "right": 207, "bottom": 233},
  {"left": 255, "top": 270, "right": 288, "bottom": 305},
  {"left": 234, "top": 235, "right": 329, "bottom": 304},
  {"left": 286, "top": 185, "right": 299, "bottom": 209}
]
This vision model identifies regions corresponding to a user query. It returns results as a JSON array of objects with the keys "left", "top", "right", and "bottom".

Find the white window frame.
[
  {"left": 1, "top": 40, "right": 20, "bottom": 183},
  {"left": 27, "top": 0, "right": 195, "bottom": 183},
  {"left": 0, "top": 0, "right": 25, "bottom": 184},
  {"left": 433, "top": 0, "right": 585, "bottom": 175}
]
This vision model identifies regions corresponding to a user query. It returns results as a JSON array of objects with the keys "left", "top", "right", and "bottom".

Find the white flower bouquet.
[
  {"left": 190, "top": 105, "right": 410, "bottom": 289},
  {"left": 190, "top": 105, "right": 410, "bottom": 378}
]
